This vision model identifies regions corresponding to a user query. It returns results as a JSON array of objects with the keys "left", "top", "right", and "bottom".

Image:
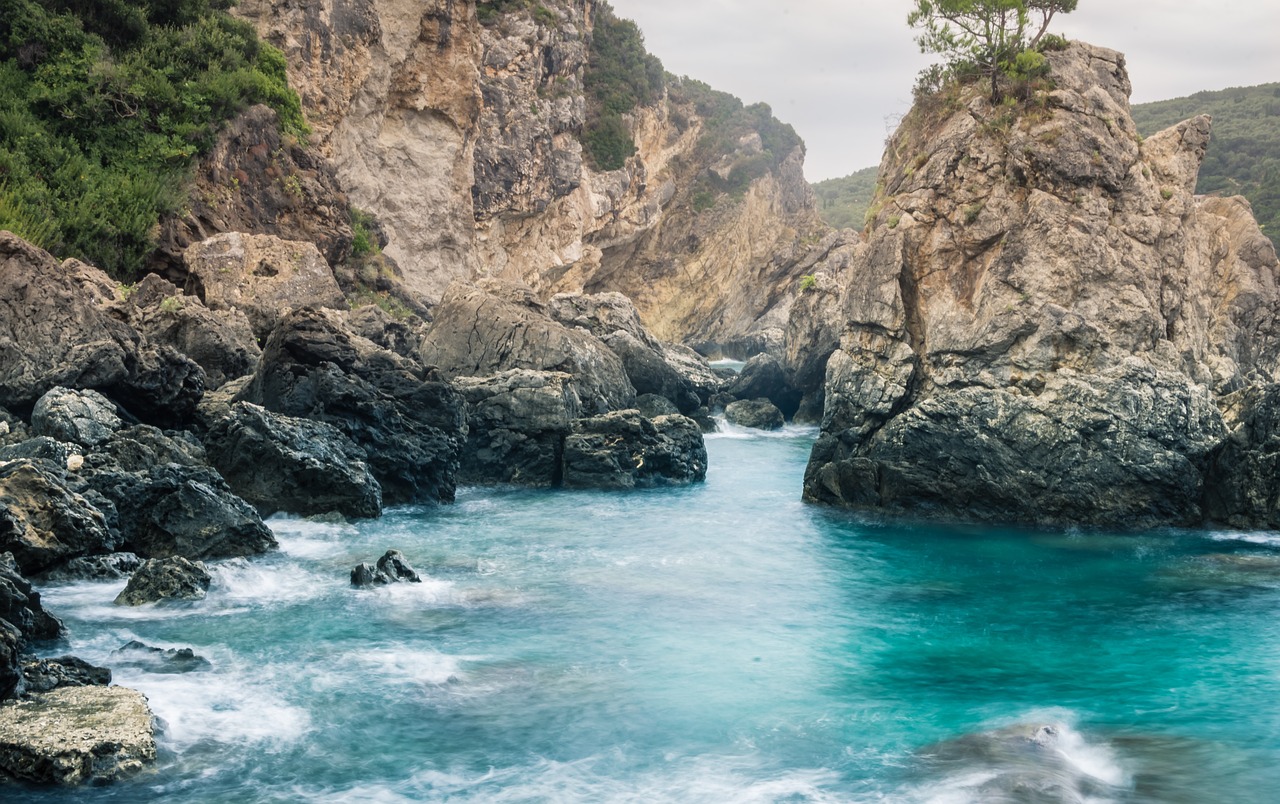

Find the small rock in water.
[
  {"left": 114, "top": 557, "right": 211, "bottom": 606},
  {"left": 724, "top": 398, "right": 785, "bottom": 431},
  {"left": 111, "top": 640, "right": 211, "bottom": 674},
  {"left": 351, "top": 549, "right": 423, "bottom": 587}
]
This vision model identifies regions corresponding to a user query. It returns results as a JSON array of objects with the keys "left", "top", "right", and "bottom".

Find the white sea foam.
[
  {"left": 704, "top": 417, "right": 820, "bottom": 441},
  {"left": 1208, "top": 530, "right": 1280, "bottom": 548},
  {"left": 348, "top": 648, "right": 474, "bottom": 687},
  {"left": 207, "top": 557, "right": 330, "bottom": 608},
  {"left": 268, "top": 514, "right": 361, "bottom": 560}
]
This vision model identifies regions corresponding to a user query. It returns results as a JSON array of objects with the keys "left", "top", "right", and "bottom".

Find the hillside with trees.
[{"left": 812, "top": 167, "right": 878, "bottom": 231}]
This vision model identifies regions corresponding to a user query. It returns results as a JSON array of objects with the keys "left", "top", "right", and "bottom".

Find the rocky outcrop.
[
  {"left": 562, "top": 411, "right": 707, "bottom": 489},
  {"left": 351, "top": 549, "right": 422, "bottom": 587},
  {"left": 420, "top": 282, "right": 635, "bottom": 414},
  {"left": 204, "top": 402, "right": 382, "bottom": 519},
  {"left": 19, "top": 657, "right": 110, "bottom": 695},
  {"left": 455, "top": 370, "right": 580, "bottom": 486},
  {"left": 801, "top": 43, "right": 1280, "bottom": 528},
  {"left": 111, "top": 641, "right": 212, "bottom": 674},
  {"left": 183, "top": 232, "right": 347, "bottom": 340},
  {"left": 0, "top": 552, "right": 64, "bottom": 701},
  {"left": 0, "top": 460, "right": 118, "bottom": 575},
  {"left": 1205, "top": 385, "right": 1280, "bottom": 528},
  {"left": 724, "top": 398, "right": 785, "bottom": 431},
  {"left": 727, "top": 354, "right": 802, "bottom": 419},
  {"left": 39, "top": 553, "right": 141, "bottom": 582},
  {"left": 238, "top": 308, "right": 466, "bottom": 505},
  {"left": 114, "top": 557, "right": 212, "bottom": 606},
  {"left": 0, "top": 686, "right": 156, "bottom": 784},
  {"left": 0, "top": 234, "right": 204, "bottom": 424}
]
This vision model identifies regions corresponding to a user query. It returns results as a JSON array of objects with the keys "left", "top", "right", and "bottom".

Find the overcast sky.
[{"left": 606, "top": 1, "right": 1280, "bottom": 182}]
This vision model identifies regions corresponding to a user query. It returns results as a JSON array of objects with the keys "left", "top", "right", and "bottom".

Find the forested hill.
[
  {"left": 1131, "top": 82, "right": 1280, "bottom": 248},
  {"left": 813, "top": 83, "right": 1280, "bottom": 249}
]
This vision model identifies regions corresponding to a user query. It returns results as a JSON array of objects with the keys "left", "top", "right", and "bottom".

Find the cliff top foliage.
[
  {"left": 812, "top": 167, "right": 878, "bottom": 231},
  {"left": 1131, "top": 82, "right": 1280, "bottom": 249},
  {"left": 0, "top": 0, "right": 306, "bottom": 279},
  {"left": 581, "top": 2, "right": 664, "bottom": 171}
]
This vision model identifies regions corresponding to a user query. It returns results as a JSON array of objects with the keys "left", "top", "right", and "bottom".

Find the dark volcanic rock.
[
  {"left": 114, "top": 557, "right": 212, "bottom": 606},
  {"left": 0, "top": 552, "right": 64, "bottom": 700},
  {"left": 20, "top": 656, "right": 110, "bottom": 694},
  {"left": 204, "top": 402, "right": 382, "bottom": 518},
  {"left": 724, "top": 398, "right": 785, "bottom": 431},
  {"left": 0, "top": 233, "right": 204, "bottom": 423},
  {"left": 562, "top": 411, "right": 707, "bottom": 489},
  {"left": 0, "top": 460, "right": 118, "bottom": 575},
  {"left": 1206, "top": 385, "right": 1280, "bottom": 528},
  {"left": 39, "top": 553, "right": 142, "bottom": 582},
  {"left": 30, "top": 387, "right": 123, "bottom": 448},
  {"left": 454, "top": 370, "right": 580, "bottom": 486},
  {"left": 420, "top": 282, "right": 635, "bottom": 415},
  {"left": 351, "top": 549, "right": 423, "bottom": 587},
  {"left": 0, "top": 437, "right": 76, "bottom": 470},
  {"left": 635, "top": 394, "right": 680, "bottom": 419},
  {"left": 111, "top": 641, "right": 212, "bottom": 674},
  {"left": 728, "top": 353, "right": 801, "bottom": 419},
  {"left": 240, "top": 308, "right": 465, "bottom": 505}
]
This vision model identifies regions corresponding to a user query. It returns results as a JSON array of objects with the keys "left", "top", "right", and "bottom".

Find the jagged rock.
[
  {"left": 562, "top": 411, "right": 707, "bottom": 489},
  {"left": 0, "top": 437, "right": 76, "bottom": 470},
  {"left": 1205, "top": 385, "right": 1280, "bottom": 528},
  {"left": 455, "top": 370, "right": 581, "bottom": 486},
  {"left": 238, "top": 309, "right": 466, "bottom": 505},
  {"left": 602, "top": 331, "right": 701, "bottom": 413},
  {"left": 110, "top": 641, "right": 212, "bottom": 674},
  {"left": 39, "top": 553, "right": 141, "bottom": 582},
  {"left": 152, "top": 104, "right": 355, "bottom": 278},
  {"left": 635, "top": 393, "right": 680, "bottom": 419},
  {"left": 184, "top": 232, "right": 347, "bottom": 340},
  {"left": 114, "top": 557, "right": 211, "bottom": 606},
  {"left": 120, "top": 274, "right": 261, "bottom": 390},
  {"left": 728, "top": 354, "right": 801, "bottom": 419},
  {"left": 800, "top": 42, "right": 1280, "bottom": 528},
  {"left": 351, "top": 550, "right": 422, "bottom": 587},
  {"left": 19, "top": 657, "right": 110, "bottom": 695},
  {"left": 0, "top": 233, "right": 205, "bottom": 424},
  {"left": 339, "top": 305, "right": 430, "bottom": 362},
  {"left": 203, "top": 402, "right": 382, "bottom": 519},
  {"left": 29, "top": 388, "right": 122, "bottom": 448},
  {"left": 421, "top": 282, "right": 635, "bottom": 415},
  {"left": 0, "top": 552, "right": 64, "bottom": 701},
  {"left": 0, "top": 685, "right": 156, "bottom": 784},
  {"left": 0, "top": 460, "right": 118, "bottom": 575},
  {"left": 724, "top": 398, "right": 785, "bottom": 431}
]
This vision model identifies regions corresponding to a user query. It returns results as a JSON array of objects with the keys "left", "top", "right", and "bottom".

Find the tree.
[{"left": 908, "top": 0, "right": 1077, "bottom": 101}]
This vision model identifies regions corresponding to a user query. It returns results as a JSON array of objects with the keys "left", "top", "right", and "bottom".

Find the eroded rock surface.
[{"left": 115, "top": 557, "right": 212, "bottom": 606}]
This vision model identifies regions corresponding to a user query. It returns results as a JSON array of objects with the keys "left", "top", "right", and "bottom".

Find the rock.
[
  {"left": 0, "top": 686, "right": 156, "bottom": 784},
  {"left": 19, "top": 657, "right": 111, "bottom": 695},
  {"left": 29, "top": 388, "right": 123, "bottom": 448},
  {"left": 203, "top": 402, "right": 382, "bottom": 519},
  {"left": 602, "top": 331, "right": 701, "bottom": 413},
  {"left": 0, "top": 460, "right": 118, "bottom": 575},
  {"left": 38, "top": 553, "right": 141, "bottom": 582},
  {"left": 562, "top": 411, "right": 707, "bottom": 489},
  {"left": 455, "top": 370, "right": 581, "bottom": 486},
  {"left": 114, "top": 557, "right": 212, "bottom": 606},
  {"left": 724, "top": 398, "right": 785, "bottom": 431},
  {"left": 0, "top": 233, "right": 205, "bottom": 424},
  {"left": 420, "top": 282, "right": 635, "bottom": 415},
  {"left": 110, "top": 641, "right": 212, "bottom": 674},
  {"left": 183, "top": 232, "right": 347, "bottom": 340},
  {"left": 728, "top": 354, "right": 801, "bottom": 419},
  {"left": 0, "top": 437, "right": 76, "bottom": 470},
  {"left": 799, "top": 42, "right": 1280, "bottom": 528},
  {"left": 238, "top": 309, "right": 466, "bottom": 505},
  {"left": 1205, "top": 384, "right": 1280, "bottom": 528},
  {"left": 121, "top": 274, "right": 261, "bottom": 390},
  {"left": 351, "top": 550, "right": 422, "bottom": 587},
  {"left": 635, "top": 393, "right": 680, "bottom": 419},
  {"left": 0, "top": 552, "right": 64, "bottom": 701},
  {"left": 339, "top": 305, "right": 429, "bottom": 362}
]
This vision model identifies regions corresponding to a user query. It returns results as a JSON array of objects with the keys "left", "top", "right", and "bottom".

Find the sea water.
[{"left": 22, "top": 423, "right": 1280, "bottom": 802}]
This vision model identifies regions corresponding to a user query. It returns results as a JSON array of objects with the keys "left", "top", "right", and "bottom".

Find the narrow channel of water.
[{"left": 24, "top": 423, "right": 1280, "bottom": 802}]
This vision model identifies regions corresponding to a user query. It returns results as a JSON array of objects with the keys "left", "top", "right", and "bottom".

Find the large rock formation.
[{"left": 801, "top": 43, "right": 1280, "bottom": 528}]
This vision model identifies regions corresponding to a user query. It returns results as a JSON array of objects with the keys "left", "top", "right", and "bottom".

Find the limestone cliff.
[
  {"left": 233, "top": 0, "right": 824, "bottom": 348},
  {"left": 800, "top": 42, "right": 1280, "bottom": 528}
]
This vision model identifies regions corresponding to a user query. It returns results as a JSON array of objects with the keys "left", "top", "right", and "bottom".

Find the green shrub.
[
  {"left": 798, "top": 274, "right": 817, "bottom": 292},
  {"left": 580, "top": 3, "right": 662, "bottom": 170},
  {"left": 350, "top": 208, "right": 379, "bottom": 257}
]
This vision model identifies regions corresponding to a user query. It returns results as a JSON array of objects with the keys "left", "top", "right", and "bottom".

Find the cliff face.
[
  {"left": 801, "top": 43, "right": 1280, "bottom": 528},
  {"left": 233, "top": 0, "right": 823, "bottom": 347}
]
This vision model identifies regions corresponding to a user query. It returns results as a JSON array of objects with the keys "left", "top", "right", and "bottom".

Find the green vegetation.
[
  {"left": 581, "top": 3, "right": 663, "bottom": 171},
  {"left": 0, "top": 0, "right": 306, "bottom": 279},
  {"left": 798, "top": 274, "right": 817, "bottom": 292},
  {"left": 476, "top": 0, "right": 556, "bottom": 28},
  {"left": 1131, "top": 83, "right": 1280, "bottom": 249},
  {"left": 812, "top": 166, "right": 878, "bottom": 230},
  {"left": 350, "top": 208, "right": 379, "bottom": 258}
]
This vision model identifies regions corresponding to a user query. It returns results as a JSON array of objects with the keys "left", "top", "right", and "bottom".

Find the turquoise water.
[{"left": 24, "top": 424, "right": 1280, "bottom": 802}]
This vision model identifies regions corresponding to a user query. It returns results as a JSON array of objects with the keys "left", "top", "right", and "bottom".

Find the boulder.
[
  {"left": 114, "top": 557, "right": 212, "bottom": 606},
  {"left": 351, "top": 549, "right": 423, "bottom": 587},
  {"left": 0, "top": 460, "right": 118, "bottom": 575},
  {"left": 203, "top": 402, "right": 382, "bottom": 519},
  {"left": 420, "top": 283, "right": 635, "bottom": 415},
  {"left": 602, "top": 331, "right": 701, "bottom": 413},
  {"left": 121, "top": 274, "right": 261, "bottom": 390},
  {"left": 29, "top": 387, "right": 123, "bottom": 448},
  {"left": 110, "top": 641, "right": 211, "bottom": 674},
  {"left": 562, "top": 411, "right": 707, "bottom": 489},
  {"left": 0, "top": 552, "right": 64, "bottom": 701},
  {"left": 39, "top": 553, "right": 141, "bottom": 582},
  {"left": 0, "top": 686, "right": 156, "bottom": 784},
  {"left": 454, "top": 370, "right": 581, "bottom": 486},
  {"left": 728, "top": 353, "right": 802, "bottom": 419},
  {"left": 0, "top": 233, "right": 204, "bottom": 423},
  {"left": 183, "top": 232, "right": 347, "bottom": 340},
  {"left": 635, "top": 393, "right": 680, "bottom": 419},
  {"left": 338, "top": 305, "right": 429, "bottom": 362},
  {"left": 19, "top": 657, "right": 111, "bottom": 695},
  {"left": 239, "top": 309, "right": 465, "bottom": 505},
  {"left": 724, "top": 398, "right": 785, "bottom": 431},
  {"left": 0, "top": 437, "right": 76, "bottom": 470}
]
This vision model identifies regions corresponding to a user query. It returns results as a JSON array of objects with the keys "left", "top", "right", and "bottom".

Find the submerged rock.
[
  {"left": 114, "top": 557, "right": 212, "bottom": 606},
  {"left": 111, "top": 641, "right": 212, "bottom": 674},
  {"left": 562, "top": 411, "right": 707, "bottom": 489},
  {"left": 351, "top": 550, "right": 423, "bottom": 587},
  {"left": 0, "top": 686, "right": 156, "bottom": 785},
  {"left": 724, "top": 398, "right": 785, "bottom": 431}
]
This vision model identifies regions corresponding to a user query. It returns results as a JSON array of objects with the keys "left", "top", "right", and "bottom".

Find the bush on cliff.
[
  {"left": 582, "top": 3, "right": 663, "bottom": 171},
  {"left": 0, "top": 0, "right": 306, "bottom": 279}
]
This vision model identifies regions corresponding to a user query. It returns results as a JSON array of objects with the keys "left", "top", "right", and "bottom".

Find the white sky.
[{"left": 606, "top": 1, "right": 1280, "bottom": 181}]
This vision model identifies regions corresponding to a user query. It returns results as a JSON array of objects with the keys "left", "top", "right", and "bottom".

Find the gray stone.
[
  {"left": 19, "top": 657, "right": 111, "bottom": 695},
  {"left": 110, "top": 641, "right": 211, "bottom": 674},
  {"left": 455, "top": 370, "right": 581, "bottom": 486},
  {"left": 724, "top": 398, "right": 785, "bottom": 431},
  {"left": 30, "top": 387, "right": 122, "bottom": 447},
  {"left": 114, "top": 557, "right": 212, "bottom": 606},
  {"left": 562, "top": 411, "right": 707, "bottom": 489},
  {"left": 0, "top": 460, "right": 118, "bottom": 576},
  {"left": 39, "top": 553, "right": 141, "bottom": 582},
  {"left": 351, "top": 550, "right": 423, "bottom": 587}
]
